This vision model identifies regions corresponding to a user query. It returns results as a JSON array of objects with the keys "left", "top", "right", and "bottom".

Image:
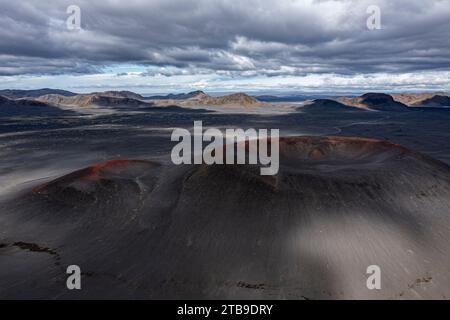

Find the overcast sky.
[{"left": 1, "top": 0, "right": 450, "bottom": 94}]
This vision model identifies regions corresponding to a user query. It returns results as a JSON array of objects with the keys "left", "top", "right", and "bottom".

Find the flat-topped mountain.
[
  {"left": 298, "top": 99, "right": 365, "bottom": 112},
  {"left": 339, "top": 93, "right": 409, "bottom": 111}
]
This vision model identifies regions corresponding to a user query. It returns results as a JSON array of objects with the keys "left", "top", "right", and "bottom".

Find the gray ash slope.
[{"left": 1, "top": 136, "right": 450, "bottom": 299}]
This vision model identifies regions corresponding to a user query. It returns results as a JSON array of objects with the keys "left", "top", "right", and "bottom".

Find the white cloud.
[{"left": 0, "top": 0, "right": 450, "bottom": 92}]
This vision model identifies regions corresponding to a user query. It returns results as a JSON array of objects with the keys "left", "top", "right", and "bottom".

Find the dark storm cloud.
[{"left": 1, "top": 0, "right": 450, "bottom": 76}]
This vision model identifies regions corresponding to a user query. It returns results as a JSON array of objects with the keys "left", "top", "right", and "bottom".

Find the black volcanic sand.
[{"left": 1, "top": 136, "right": 450, "bottom": 299}]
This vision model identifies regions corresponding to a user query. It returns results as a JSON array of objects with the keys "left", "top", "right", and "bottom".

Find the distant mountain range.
[
  {"left": 182, "top": 92, "right": 267, "bottom": 107},
  {"left": 1, "top": 89, "right": 449, "bottom": 111},
  {"left": 338, "top": 93, "right": 410, "bottom": 111},
  {"left": 391, "top": 92, "right": 450, "bottom": 107},
  {"left": 146, "top": 90, "right": 267, "bottom": 107},
  {"left": 299, "top": 92, "right": 450, "bottom": 112},
  {"left": 146, "top": 90, "right": 205, "bottom": 100},
  {"left": 298, "top": 99, "right": 364, "bottom": 112},
  {"left": 0, "top": 95, "right": 50, "bottom": 107},
  {"left": 0, "top": 95, "right": 74, "bottom": 116},
  {"left": 416, "top": 95, "right": 450, "bottom": 107},
  {"left": 37, "top": 93, "right": 152, "bottom": 108},
  {"left": 255, "top": 94, "right": 340, "bottom": 102},
  {"left": 93, "top": 90, "right": 145, "bottom": 100},
  {"left": 0, "top": 88, "right": 76, "bottom": 99},
  {"left": 33, "top": 91, "right": 265, "bottom": 108}
]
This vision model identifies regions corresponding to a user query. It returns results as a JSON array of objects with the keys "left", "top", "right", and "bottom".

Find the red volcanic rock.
[
  {"left": 34, "top": 159, "right": 125, "bottom": 192},
  {"left": 80, "top": 159, "right": 132, "bottom": 181},
  {"left": 32, "top": 160, "right": 160, "bottom": 205},
  {"left": 309, "top": 147, "right": 326, "bottom": 160},
  {"left": 279, "top": 136, "right": 409, "bottom": 158}
]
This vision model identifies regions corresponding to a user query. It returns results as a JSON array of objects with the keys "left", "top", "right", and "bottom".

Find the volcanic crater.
[{"left": 2, "top": 136, "right": 450, "bottom": 299}]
